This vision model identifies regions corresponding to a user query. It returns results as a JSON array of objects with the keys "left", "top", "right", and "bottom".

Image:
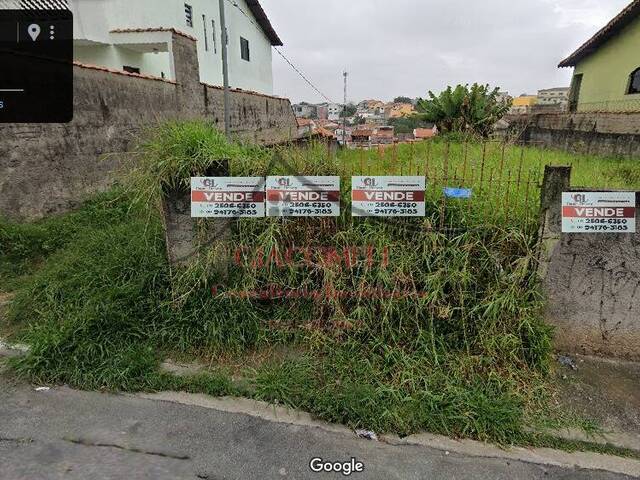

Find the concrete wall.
[
  {"left": 540, "top": 166, "right": 640, "bottom": 360},
  {"left": 520, "top": 112, "right": 640, "bottom": 158},
  {"left": 0, "top": 32, "right": 296, "bottom": 221},
  {"left": 69, "top": 0, "right": 275, "bottom": 93}
]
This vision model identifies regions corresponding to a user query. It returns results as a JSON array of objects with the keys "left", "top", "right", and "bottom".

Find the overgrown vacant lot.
[{"left": 1, "top": 122, "right": 639, "bottom": 446}]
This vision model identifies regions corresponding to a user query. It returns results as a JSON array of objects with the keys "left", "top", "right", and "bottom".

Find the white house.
[
  {"left": 69, "top": 0, "right": 282, "bottom": 94},
  {"left": 327, "top": 103, "right": 342, "bottom": 121}
]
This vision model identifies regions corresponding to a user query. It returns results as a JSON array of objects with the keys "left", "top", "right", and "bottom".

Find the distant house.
[
  {"left": 413, "top": 125, "right": 438, "bottom": 140},
  {"left": 296, "top": 118, "right": 316, "bottom": 137},
  {"left": 352, "top": 128, "right": 374, "bottom": 146},
  {"left": 316, "top": 105, "right": 329, "bottom": 120},
  {"left": 293, "top": 103, "right": 317, "bottom": 119},
  {"left": 559, "top": 0, "right": 640, "bottom": 112},
  {"left": 327, "top": 104, "right": 342, "bottom": 121},
  {"left": 509, "top": 95, "right": 538, "bottom": 115},
  {"left": 357, "top": 100, "right": 386, "bottom": 120},
  {"left": 70, "top": 0, "right": 282, "bottom": 94},
  {"left": 371, "top": 126, "right": 395, "bottom": 145},
  {"left": 534, "top": 87, "right": 570, "bottom": 113},
  {"left": 386, "top": 103, "right": 415, "bottom": 119}
]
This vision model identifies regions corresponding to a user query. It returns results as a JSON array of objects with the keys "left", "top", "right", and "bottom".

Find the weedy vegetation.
[{"left": 1, "top": 120, "right": 639, "bottom": 445}]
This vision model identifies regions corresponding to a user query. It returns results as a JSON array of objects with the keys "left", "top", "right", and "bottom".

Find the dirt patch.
[
  {"left": 556, "top": 354, "right": 640, "bottom": 435},
  {"left": 0, "top": 293, "right": 17, "bottom": 339},
  {"left": 0, "top": 292, "right": 15, "bottom": 305}
]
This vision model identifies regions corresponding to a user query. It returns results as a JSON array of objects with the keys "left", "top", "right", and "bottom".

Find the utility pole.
[
  {"left": 343, "top": 71, "right": 348, "bottom": 147},
  {"left": 219, "top": 0, "right": 231, "bottom": 139}
]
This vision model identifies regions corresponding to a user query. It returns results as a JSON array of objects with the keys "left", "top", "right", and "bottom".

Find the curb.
[{"left": 137, "top": 391, "right": 640, "bottom": 478}]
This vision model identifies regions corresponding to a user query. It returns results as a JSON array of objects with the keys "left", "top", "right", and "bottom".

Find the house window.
[
  {"left": 185, "top": 4, "right": 193, "bottom": 27},
  {"left": 123, "top": 66, "right": 140, "bottom": 74},
  {"left": 569, "top": 74, "right": 583, "bottom": 113},
  {"left": 628, "top": 68, "right": 640, "bottom": 94},
  {"left": 240, "top": 37, "right": 250, "bottom": 61},
  {"left": 202, "top": 15, "right": 209, "bottom": 51},
  {"left": 211, "top": 20, "right": 217, "bottom": 53}
]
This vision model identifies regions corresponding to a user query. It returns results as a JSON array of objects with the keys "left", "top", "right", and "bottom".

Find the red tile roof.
[
  {"left": 296, "top": 118, "right": 315, "bottom": 127},
  {"left": 352, "top": 129, "right": 373, "bottom": 137},
  {"left": 414, "top": 128, "right": 436, "bottom": 139},
  {"left": 559, "top": 0, "right": 640, "bottom": 67},
  {"left": 316, "top": 127, "right": 335, "bottom": 138}
]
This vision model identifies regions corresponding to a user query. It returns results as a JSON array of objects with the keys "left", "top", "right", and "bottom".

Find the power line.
[{"left": 224, "top": 0, "right": 335, "bottom": 104}]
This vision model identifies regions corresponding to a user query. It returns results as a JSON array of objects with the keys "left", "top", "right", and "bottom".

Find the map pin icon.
[{"left": 28, "top": 24, "right": 41, "bottom": 41}]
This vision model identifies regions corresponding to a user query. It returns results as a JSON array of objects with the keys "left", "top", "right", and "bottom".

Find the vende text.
[
  {"left": 353, "top": 191, "right": 425, "bottom": 202},
  {"left": 563, "top": 207, "right": 635, "bottom": 218},
  {"left": 192, "top": 191, "right": 265, "bottom": 203}
]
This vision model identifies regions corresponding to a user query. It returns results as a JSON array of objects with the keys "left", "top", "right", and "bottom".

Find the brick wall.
[{"left": 0, "top": 32, "right": 297, "bottom": 221}]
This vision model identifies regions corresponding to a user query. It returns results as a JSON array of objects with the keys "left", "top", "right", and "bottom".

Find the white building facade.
[
  {"left": 537, "top": 87, "right": 570, "bottom": 108},
  {"left": 327, "top": 103, "right": 342, "bottom": 121},
  {"left": 69, "top": 0, "right": 282, "bottom": 94}
]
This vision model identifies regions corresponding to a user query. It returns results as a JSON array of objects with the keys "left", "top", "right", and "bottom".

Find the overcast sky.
[{"left": 259, "top": 0, "right": 630, "bottom": 104}]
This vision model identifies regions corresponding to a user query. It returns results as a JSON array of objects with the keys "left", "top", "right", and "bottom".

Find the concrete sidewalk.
[{"left": 1, "top": 379, "right": 639, "bottom": 480}]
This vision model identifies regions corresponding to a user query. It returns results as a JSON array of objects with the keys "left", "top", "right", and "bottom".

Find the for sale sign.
[
  {"left": 266, "top": 176, "right": 341, "bottom": 217},
  {"left": 352, "top": 176, "right": 426, "bottom": 217},
  {"left": 191, "top": 177, "right": 265, "bottom": 218},
  {"left": 562, "top": 192, "right": 636, "bottom": 233}
]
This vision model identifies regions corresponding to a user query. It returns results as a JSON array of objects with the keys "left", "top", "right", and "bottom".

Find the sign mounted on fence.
[
  {"left": 352, "top": 176, "right": 426, "bottom": 217},
  {"left": 562, "top": 192, "right": 636, "bottom": 233},
  {"left": 266, "top": 176, "right": 341, "bottom": 217},
  {"left": 443, "top": 187, "right": 473, "bottom": 199},
  {"left": 191, "top": 177, "right": 265, "bottom": 218}
]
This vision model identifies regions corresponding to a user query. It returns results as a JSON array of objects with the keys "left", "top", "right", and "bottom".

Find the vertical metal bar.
[
  {"left": 439, "top": 142, "right": 450, "bottom": 231},
  {"left": 516, "top": 146, "right": 524, "bottom": 198},
  {"left": 426, "top": 140, "right": 431, "bottom": 179},
  {"left": 409, "top": 143, "right": 414, "bottom": 176},
  {"left": 393, "top": 143, "right": 398, "bottom": 175},
  {"left": 524, "top": 169, "right": 532, "bottom": 223},
  {"left": 479, "top": 141, "right": 487, "bottom": 189},
  {"left": 462, "top": 140, "right": 468, "bottom": 187},
  {"left": 504, "top": 169, "right": 511, "bottom": 222}
]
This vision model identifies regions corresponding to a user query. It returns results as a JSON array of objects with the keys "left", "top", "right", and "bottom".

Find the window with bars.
[
  {"left": 185, "top": 4, "right": 193, "bottom": 27},
  {"left": 628, "top": 68, "right": 640, "bottom": 95},
  {"left": 240, "top": 36, "right": 250, "bottom": 62}
]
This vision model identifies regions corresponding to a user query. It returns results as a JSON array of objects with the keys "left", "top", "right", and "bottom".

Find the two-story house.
[{"left": 69, "top": 0, "right": 282, "bottom": 94}]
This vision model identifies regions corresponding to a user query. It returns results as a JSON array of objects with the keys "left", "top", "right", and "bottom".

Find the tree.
[
  {"left": 416, "top": 84, "right": 510, "bottom": 137},
  {"left": 340, "top": 104, "right": 357, "bottom": 118},
  {"left": 388, "top": 116, "right": 431, "bottom": 134},
  {"left": 394, "top": 96, "right": 413, "bottom": 104}
]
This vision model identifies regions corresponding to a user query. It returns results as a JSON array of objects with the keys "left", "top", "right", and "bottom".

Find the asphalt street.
[{"left": 0, "top": 380, "right": 638, "bottom": 480}]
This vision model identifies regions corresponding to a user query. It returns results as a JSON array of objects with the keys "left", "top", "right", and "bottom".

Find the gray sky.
[{"left": 259, "top": 0, "right": 631, "bottom": 103}]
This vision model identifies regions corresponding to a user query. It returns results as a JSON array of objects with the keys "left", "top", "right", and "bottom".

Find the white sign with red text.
[
  {"left": 562, "top": 192, "right": 636, "bottom": 233},
  {"left": 266, "top": 176, "right": 341, "bottom": 217},
  {"left": 351, "top": 176, "right": 426, "bottom": 217},
  {"left": 191, "top": 177, "right": 265, "bottom": 218}
]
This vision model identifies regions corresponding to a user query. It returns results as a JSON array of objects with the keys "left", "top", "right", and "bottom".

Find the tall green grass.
[{"left": 3, "top": 121, "right": 637, "bottom": 442}]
